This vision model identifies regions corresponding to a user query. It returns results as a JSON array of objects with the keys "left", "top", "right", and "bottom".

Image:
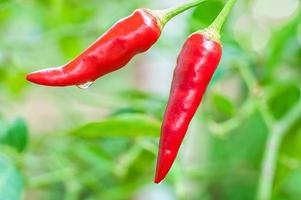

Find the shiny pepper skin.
[
  {"left": 155, "top": 32, "right": 222, "bottom": 183},
  {"left": 26, "top": 9, "right": 161, "bottom": 87}
]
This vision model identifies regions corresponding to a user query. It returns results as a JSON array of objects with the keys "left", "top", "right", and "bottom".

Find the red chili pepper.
[
  {"left": 26, "top": 0, "right": 207, "bottom": 87},
  {"left": 154, "top": 0, "right": 237, "bottom": 183},
  {"left": 26, "top": 9, "right": 161, "bottom": 87},
  {"left": 154, "top": 31, "right": 222, "bottom": 184}
]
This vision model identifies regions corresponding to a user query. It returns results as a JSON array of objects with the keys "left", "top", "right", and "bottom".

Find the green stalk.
[
  {"left": 198, "top": 0, "right": 237, "bottom": 42},
  {"left": 158, "top": 0, "right": 208, "bottom": 26},
  {"left": 209, "top": 0, "right": 237, "bottom": 33},
  {"left": 257, "top": 99, "right": 301, "bottom": 200}
]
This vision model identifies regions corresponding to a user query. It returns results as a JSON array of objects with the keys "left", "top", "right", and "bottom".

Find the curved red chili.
[
  {"left": 26, "top": 9, "right": 161, "bottom": 87},
  {"left": 26, "top": 0, "right": 207, "bottom": 87},
  {"left": 154, "top": 31, "right": 222, "bottom": 183}
]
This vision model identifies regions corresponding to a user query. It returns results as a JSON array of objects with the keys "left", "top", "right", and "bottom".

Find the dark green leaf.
[
  {"left": 3, "top": 118, "right": 28, "bottom": 152},
  {"left": 268, "top": 84, "right": 300, "bottom": 120},
  {"left": 71, "top": 114, "right": 161, "bottom": 138}
]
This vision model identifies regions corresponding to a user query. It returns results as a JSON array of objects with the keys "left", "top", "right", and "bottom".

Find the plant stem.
[
  {"left": 28, "top": 168, "right": 74, "bottom": 188},
  {"left": 159, "top": 0, "right": 208, "bottom": 26},
  {"left": 237, "top": 63, "right": 274, "bottom": 130},
  {"left": 209, "top": 0, "right": 237, "bottom": 33},
  {"left": 236, "top": 63, "right": 301, "bottom": 200},
  {"left": 257, "top": 99, "right": 301, "bottom": 200}
]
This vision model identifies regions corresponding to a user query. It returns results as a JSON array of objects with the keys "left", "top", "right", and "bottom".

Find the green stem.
[
  {"left": 237, "top": 63, "right": 274, "bottom": 130},
  {"left": 257, "top": 99, "right": 301, "bottom": 200},
  {"left": 158, "top": 0, "right": 208, "bottom": 26},
  {"left": 235, "top": 63, "right": 301, "bottom": 200},
  {"left": 209, "top": 0, "right": 237, "bottom": 33},
  {"left": 28, "top": 168, "right": 74, "bottom": 188}
]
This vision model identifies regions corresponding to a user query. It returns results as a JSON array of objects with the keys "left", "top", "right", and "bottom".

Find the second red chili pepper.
[
  {"left": 155, "top": 30, "right": 222, "bottom": 184},
  {"left": 155, "top": 0, "right": 237, "bottom": 183}
]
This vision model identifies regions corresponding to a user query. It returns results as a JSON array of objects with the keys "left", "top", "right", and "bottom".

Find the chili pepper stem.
[
  {"left": 209, "top": 0, "right": 237, "bottom": 33},
  {"left": 198, "top": 0, "right": 238, "bottom": 42},
  {"left": 154, "top": 0, "right": 208, "bottom": 27}
]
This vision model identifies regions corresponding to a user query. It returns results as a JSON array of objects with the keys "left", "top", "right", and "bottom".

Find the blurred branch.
[
  {"left": 114, "top": 141, "right": 143, "bottom": 177},
  {"left": 174, "top": 164, "right": 186, "bottom": 200},
  {"left": 137, "top": 138, "right": 157, "bottom": 155},
  {"left": 257, "top": 98, "right": 301, "bottom": 200},
  {"left": 27, "top": 168, "right": 74, "bottom": 188},
  {"left": 186, "top": 165, "right": 258, "bottom": 179},
  {"left": 235, "top": 61, "right": 301, "bottom": 200},
  {"left": 208, "top": 98, "right": 255, "bottom": 137},
  {"left": 64, "top": 180, "right": 82, "bottom": 200},
  {"left": 210, "top": 62, "right": 274, "bottom": 136},
  {"left": 236, "top": 63, "right": 274, "bottom": 130}
]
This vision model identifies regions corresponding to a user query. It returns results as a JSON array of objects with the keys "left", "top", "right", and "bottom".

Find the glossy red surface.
[
  {"left": 155, "top": 33, "right": 222, "bottom": 183},
  {"left": 26, "top": 9, "right": 161, "bottom": 87}
]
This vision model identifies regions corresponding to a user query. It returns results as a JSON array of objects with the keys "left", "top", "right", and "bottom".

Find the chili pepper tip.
[
  {"left": 154, "top": 152, "right": 176, "bottom": 184},
  {"left": 26, "top": 68, "right": 67, "bottom": 87},
  {"left": 154, "top": 172, "right": 165, "bottom": 184},
  {"left": 154, "top": 174, "right": 164, "bottom": 184},
  {"left": 26, "top": 72, "right": 42, "bottom": 84}
]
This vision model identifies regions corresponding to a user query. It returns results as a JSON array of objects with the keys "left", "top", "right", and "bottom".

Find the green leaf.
[
  {"left": 190, "top": 0, "right": 224, "bottom": 32},
  {"left": 268, "top": 84, "right": 300, "bottom": 120},
  {"left": 209, "top": 111, "right": 269, "bottom": 200},
  {"left": 212, "top": 93, "right": 236, "bottom": 117},
  {"left": 116, "top": 89, "right": 167, "bottom": 120},
  {"left": 264, "top": 12, "right": 301, "bottom": 79},
  {"left": 71, "top": 114, "right": 161, "bottom": 138},
  {"left": 3, "top": 118, "right": 28, "bottom": 152},
  {"left": 119, "top": 90, "right": 152, "bottom": 101},
  {"left": 0, "top": 155, "right": 23, "bottom": 200}
]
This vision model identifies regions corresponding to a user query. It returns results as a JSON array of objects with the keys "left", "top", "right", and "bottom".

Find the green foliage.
[
  {"left": 116, "top": 90, "right": 167, "bottom": 120},
  {"left": 274, "top": 124, "right": 301, "bottom": 199},
  {"left": 0, "top": 0, "right": 300, "bottom": 199},
  {"left": 0, "top": 154, "right": 24, "bottom": 200},
  {"left": 71, "top": 114, "right": 160, "bottom": 138},
  {"left": 0, "top": 118, "right": 28, "bottom": 152},
  {"left": 268, "top": 84, "right": 300, "bottom": 120},
  {"left": 208, "top": 111, "right": 268, "bottom": 200},
  {"left": 190, "top": 0, "right": 224, "bottom": 32},
  {"left": 211, "top": 93, "right": 236, "bottom": 120},
  {"left": 264, "top": 12, "right": 301, "bottom": 80}
]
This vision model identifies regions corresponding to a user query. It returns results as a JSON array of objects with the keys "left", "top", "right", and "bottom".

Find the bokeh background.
[{"left": 0, "top": 0, "right": 300, "bottom": 199}]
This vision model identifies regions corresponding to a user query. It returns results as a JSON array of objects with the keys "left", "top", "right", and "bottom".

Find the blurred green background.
[{"left": 0, "top": 0, "right": 300, "bottom": 199}]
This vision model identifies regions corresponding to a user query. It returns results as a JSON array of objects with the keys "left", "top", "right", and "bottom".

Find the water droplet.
[{"left": 77, "top": 81, "right": 93, "bottom": 89}]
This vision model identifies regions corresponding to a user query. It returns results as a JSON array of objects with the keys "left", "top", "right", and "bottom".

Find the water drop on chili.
[{"left": 77, "top": 81, "right": 93, "bottom": 89}]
